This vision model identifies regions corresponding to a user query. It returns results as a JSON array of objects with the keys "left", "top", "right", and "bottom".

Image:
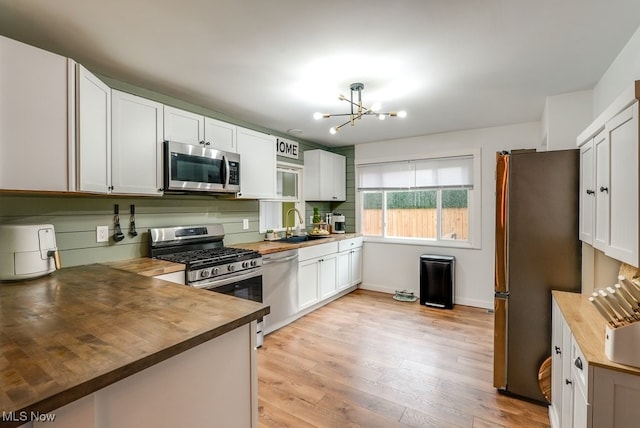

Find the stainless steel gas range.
[{"left": 148, "top": 224, "right": 264, "bottom": 346}]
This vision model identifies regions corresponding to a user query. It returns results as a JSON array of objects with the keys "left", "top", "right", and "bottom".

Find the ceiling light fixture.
[{"left": 313, "top": 82, "right": 407, "bottom": 135}]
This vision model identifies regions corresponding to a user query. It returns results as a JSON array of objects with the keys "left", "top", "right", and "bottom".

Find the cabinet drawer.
[
  {"left": 338, "top": 237, "right": 363, "bottom": 252},
  {"left": 298, "top": 242, "right": 338, "bottom": 261},
  {"left": 571, "top": 335, "right": 589, "bottom": 398}
]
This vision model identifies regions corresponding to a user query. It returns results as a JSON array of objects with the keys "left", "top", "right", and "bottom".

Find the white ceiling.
[{"left": 1, "top": 0, "right": 640, "bottom": 147}]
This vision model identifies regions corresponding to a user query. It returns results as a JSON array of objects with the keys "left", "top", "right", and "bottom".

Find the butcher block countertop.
[
  {"left": 103, "top": 257, "right": 185, "bottom": 276},
  {"left": 0, "top": 264, "right": 269, "bottom": 422},
  {"left": 232, "top": 233, "right": 361, "bottom": 255},
  {"left": 553, "top": 290, "right": 640, "bottom": 376}
]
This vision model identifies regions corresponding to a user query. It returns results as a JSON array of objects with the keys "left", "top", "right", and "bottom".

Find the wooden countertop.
[
  {"left": 103, "top": 258, "right": 185, "bottom": 277},
  {"left": 231, "top": 233, "right": 361, "bottom": 255},
  {"left": 553, "top": 290, "right": 640, "bottom": 376},
  {"left": 0, "top": 264, "right": 269, "bottom": 423}
]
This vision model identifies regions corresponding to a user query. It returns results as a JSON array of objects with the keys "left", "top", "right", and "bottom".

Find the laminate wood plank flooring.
[{"left": 257, "top": 289, "right": 550, "bottom": 428}]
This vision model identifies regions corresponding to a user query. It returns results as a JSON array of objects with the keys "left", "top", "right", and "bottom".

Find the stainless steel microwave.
[{"left": 163, "top": 141, "right": 240, "bottom": 193}]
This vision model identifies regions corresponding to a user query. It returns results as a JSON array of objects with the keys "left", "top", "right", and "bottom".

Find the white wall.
[
  {"left": 593, "top": 25, "right": 640, "bottom": 116},
  {"left": 542, "top": 90, "right": 593, "bottom": 150},
  {"left": 355, "top": 122, "right": 541, "bottom": 309}
]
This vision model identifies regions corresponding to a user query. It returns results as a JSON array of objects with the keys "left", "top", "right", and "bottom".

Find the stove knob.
[
  {"left": 250, "top": 260, "right": 258, "bottom": 267},
  {"left": 200, "top": 269, "right": 210, "bottom": 278},
  {"left": 212, "top": 267, "right": 219, "bottom": 275},
  {"left": 228, "top": 265, "right": 235, "bottom": 272},
  {"left": 242, "top": 261, "right": 248, "bottom": 268}
]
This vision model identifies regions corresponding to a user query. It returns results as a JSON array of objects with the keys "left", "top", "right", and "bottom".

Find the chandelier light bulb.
[{"left": 314, "top": 82, "right": 406, "bottom": 135}]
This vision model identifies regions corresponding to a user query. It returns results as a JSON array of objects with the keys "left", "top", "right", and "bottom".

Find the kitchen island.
[{"left": 0, "top": 264, "right": 268, "bottom": 428}]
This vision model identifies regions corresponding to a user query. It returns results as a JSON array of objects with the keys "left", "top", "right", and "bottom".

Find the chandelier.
[{"left": 313, "top": 82, "right": 407, "bottom": 134}]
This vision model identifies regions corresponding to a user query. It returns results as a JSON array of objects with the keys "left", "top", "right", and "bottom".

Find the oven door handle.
[{"left": 192, "top": 267, "right": 262, "bottom": 289}]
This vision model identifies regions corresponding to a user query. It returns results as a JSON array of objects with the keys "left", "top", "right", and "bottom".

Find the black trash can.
[{"left": 420, "top": 255, "right": 455, "bottom": 309}]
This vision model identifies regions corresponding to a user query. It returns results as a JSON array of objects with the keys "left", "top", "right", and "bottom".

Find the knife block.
[{"left": 605, "top": 322, "right": 640, "bottom": 368}]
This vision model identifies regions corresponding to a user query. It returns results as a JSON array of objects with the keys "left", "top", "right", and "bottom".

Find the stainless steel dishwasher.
[{"left": 262, "top": 249, "right": 299, "bottom": 335}]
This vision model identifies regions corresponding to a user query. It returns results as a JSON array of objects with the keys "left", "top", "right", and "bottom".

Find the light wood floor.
[{"left": 257, "top": 289, "right": 550, "bottom": 428}]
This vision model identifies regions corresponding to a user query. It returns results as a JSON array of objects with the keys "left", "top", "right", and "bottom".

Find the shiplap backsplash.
[{"left": 0, "top": 194, "right": 261, "bottom": 267}]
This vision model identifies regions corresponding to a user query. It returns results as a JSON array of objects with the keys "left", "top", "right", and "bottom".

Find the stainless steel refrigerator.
[{"left": 493, "top": 149, "right": 581, "bottom": 403}]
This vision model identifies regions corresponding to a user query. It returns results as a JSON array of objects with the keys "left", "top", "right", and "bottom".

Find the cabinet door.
[
  {"left": 298, "top": 259, "right": 319, "bottom": 310},
  {"left": 592, "top": 366, "right": 640, "bottom": 428},
  {"left": 561, "top": 315, "right": 574, "bottom": 428},
  {"left": 304, "top": 150, "right": 346, "bottom": 201},
  {"left": 204, "top": 117, "right": 236, "bottom": 152},
  {"left": 605, "top": 103, "right": 639, "bottom": 266},
  {"left": 337, "top": 250, "right": 351, "bottom": 291},
  {"left": 350, "top": 247, "right": 362, "bottom": 286},
  {"left": 236, "top": 127, "right": 277, "bottom": 199},
  {"left": 579, "top": 139, "right": 595, "bottom": 244},
  {"left": 76, "top": 64, "right": 111, "bottom": 193},
  {"left": 163, "top": 105, "right": 204, "bottom": 145},
  {"left": 331, "top": 152, "right": 347, "bottom": 201},
  {"left": 593, "top": 130, "right": 609, "bottom": 252},
  {"left": 0, "top": 36, "right": 70, "bottom": 191},
  {"left": 319, "top": 253, "right": 337, "bottom": 299},
  {"left": 111, "top": 90, "right": 163, "bottom": 195},
  {"left": 550, "top": 299, "right": 564, "bottom": 427}
]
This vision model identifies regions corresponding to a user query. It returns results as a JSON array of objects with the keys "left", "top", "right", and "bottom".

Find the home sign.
[{"left": 276, "top": 138, "right": 299, "bottom": 159}]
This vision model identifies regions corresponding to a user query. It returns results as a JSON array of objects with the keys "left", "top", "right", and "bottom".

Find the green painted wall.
[{"left": 0, "top": 75, "right": 356, "bottom": 267}]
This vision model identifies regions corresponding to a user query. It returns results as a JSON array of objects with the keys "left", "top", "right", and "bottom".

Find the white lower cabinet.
[
  {"left": 298, "top": 242, "right": 338, "bottom": 310},
  {"left": 552, "top": 295, "right": 640, "bottom": 428},
  {"left": 337, "top": 237, "right": 363, "bottom": 291}
]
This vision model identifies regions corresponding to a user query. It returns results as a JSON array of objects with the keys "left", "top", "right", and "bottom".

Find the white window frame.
[
  {"left": 356, "top": 148, "right": 481, "bottom": 249},
  {"left": 259, "top": 161, "right": 305, "bottom": 233}
]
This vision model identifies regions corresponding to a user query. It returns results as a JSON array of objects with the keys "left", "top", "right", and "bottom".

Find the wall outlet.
[
  {"left": 96, "top": 226, "right": 109, "bottom": 243},
  {"left": 242, "top": 219, "right": 249, "bottom": 230}
]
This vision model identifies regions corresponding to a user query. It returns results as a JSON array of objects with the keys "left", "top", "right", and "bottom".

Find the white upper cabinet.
[
  {"left": 578, "top": 83, "right": 639, "bottom": 267},
  {"left": 603, "top": 103, "right": 638, "bottom": 265},
  {"left": 579, "top": 138, "right": 596, "bottom": 244},
  {"left": 111, "top": 90, "right": 164, "bottom": 196},
  {"left": 164, "top": 106, "right": 237, "bottom": 152},
  {"left": 204, "top": 117, "right": 236, "bottom": 152},
  {"left": 0, "top": 35, "right": 71, "bottom": 191},
  {"left": 163, "top": 106, "right": 204, "bottom": 145},
  {"left": 304, "top": 149, "right": 346, "bottom": 201},
  {"left": 76, "top": 64, "right": 111, "bottom": 193},
  {"left": 236, "top": 127, "right": 276, "bottom": 199}
]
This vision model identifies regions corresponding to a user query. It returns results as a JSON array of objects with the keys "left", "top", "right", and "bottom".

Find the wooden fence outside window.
[{"left": 362, "top": 208, "right": 468, "bottom": 240}]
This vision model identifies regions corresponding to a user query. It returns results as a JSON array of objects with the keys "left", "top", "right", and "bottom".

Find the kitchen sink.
[{"left": 278, "top": 235, "right": 309, "bottom": 243}]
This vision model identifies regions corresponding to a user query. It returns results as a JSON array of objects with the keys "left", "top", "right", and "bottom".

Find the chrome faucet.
[{"left": 285, "top": 208, "right": 304, "bottom": 238}]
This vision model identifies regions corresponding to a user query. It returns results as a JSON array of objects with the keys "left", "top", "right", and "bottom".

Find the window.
[
  {"left": 259, "top": 163, "right": 304, "bottom": 233},
  {"left": 357, "top": 153, "right": 478, "bottom": 246}
]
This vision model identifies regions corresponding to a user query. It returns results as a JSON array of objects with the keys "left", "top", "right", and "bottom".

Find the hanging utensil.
[
  {"left": 129, "top": 204, "right": 138, "bottom": 237},
  {"left": 113, "top": 204, "right": 125, "bottom": 242}
]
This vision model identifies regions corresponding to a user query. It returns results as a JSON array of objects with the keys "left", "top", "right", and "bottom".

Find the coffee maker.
[{"left": 331, "top": 212, "right": 346, "bottom": 234}]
